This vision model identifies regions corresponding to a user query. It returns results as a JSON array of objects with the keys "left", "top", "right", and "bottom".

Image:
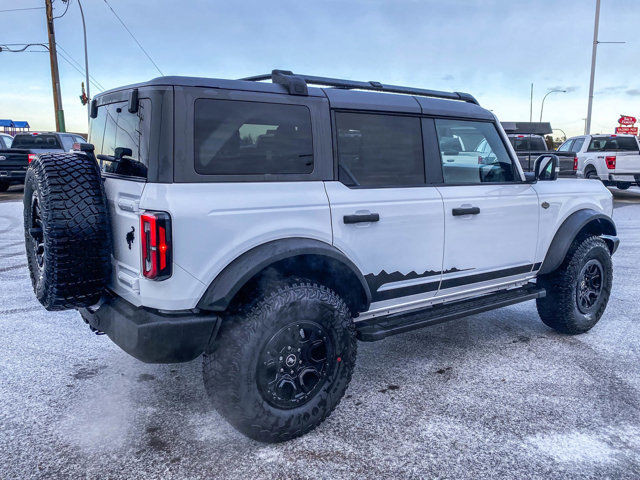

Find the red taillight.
[
  {"left": 27, "top": 154, "right": 37, "bottom": 163},
  {"left": 573, "top": 156, "right": 578, "bottom": 171},
  {"left": 478, "top": 156, "right": 483, "bottom": 164},
  {"left": 140, "top": 211, "right": 172, "bottom": 280},
  {"left": 605, "top": 156, "right": 616, "bottom": 169}
]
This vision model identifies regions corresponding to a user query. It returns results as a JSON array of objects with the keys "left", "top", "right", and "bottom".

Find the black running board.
[{"left": 356, "top": 284, "right": 545, "bottom": 342}]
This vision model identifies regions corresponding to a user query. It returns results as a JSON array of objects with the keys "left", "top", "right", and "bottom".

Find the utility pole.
[
  {"left": 585, "top": 0, "right": 600, "bottom": 135},
  {"left": 45, "top": 0, "right": 66, "bottom": 132},
  {"left": 529, "top": 83, "right": 533, "bottom": 122},
  {"left": 77, "top": 0, "right": 90, "bottom": 121}
]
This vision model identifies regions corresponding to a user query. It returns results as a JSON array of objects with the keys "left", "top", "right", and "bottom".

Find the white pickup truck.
[{"left": 559, "top": 134, "right": 640, "bottom": 189}]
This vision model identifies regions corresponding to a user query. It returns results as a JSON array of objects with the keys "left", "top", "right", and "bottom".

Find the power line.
[
  {"left": 0, "top": 7, "right": 45, "bottom": 13},
  {"left": 56, "top": 43, "right": 106, "bottom": 91},
  {"left": 101, "top": 0, "right": 164, "bottom": 76},
  {"left": 56, "top": 48, "right": 105, "bottom": 92},
  {"left": 53, "top": 0, "right": 71, "bottom": 19}
]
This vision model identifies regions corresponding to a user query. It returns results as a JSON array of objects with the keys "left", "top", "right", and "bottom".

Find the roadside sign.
[
  {"left": 615, "top": 126, "right": 639, "bottom": 135},
  {"left": 618, "top": 115, "right": 637, "bottom": 126}
]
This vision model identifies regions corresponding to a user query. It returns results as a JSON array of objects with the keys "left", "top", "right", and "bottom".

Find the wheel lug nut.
[
  {"left": 287, "top": 346, "right": 291, "bottom": 351},
  {"left": 280, "top": 368, "right": 284, "bottom": 372},
  {"left": 279, "top": 356, "right": 283, "bottom": 361},
  {"left": 297, "top": 348, "right": 301, "bottom": 352},
  {"left": 290, "top": 370, "right": 294, "bottom": 374}
]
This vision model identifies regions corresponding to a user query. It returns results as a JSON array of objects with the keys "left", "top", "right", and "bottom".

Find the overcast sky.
[{"left": 1, "top": 0, "right": 638, "bottom": 136}]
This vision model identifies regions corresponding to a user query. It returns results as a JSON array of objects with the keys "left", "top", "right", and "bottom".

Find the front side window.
[
  {"left": 435, "top": 119, "right": 517, "bottom": 184},
  {"left": 89, "top": 98, "right": 151, "bottom": 178},
  {"left": 335, "top": 112, "right": 424, "bottom": 187},
  {"left": 557, "top": 139, "right": 575, "bottom": 152},
  {"left": 194, "top": 99, "right": 313, "bottom": 175}
]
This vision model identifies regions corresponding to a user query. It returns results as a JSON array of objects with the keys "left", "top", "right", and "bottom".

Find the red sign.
[
  {"left": 615, "top": 126, "right": 639, "bottom": 135},
  {"left": 618, "top": 115, "right": 637, "bottom": 126}
]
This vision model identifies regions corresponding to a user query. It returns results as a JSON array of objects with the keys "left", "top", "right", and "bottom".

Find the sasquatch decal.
[{"left": 366, "top": 268, "right": 471, "bottom": 302}]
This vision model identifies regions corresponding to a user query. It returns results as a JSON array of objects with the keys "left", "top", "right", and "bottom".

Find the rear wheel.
[
  {"left": 616, "top": 181, "right": 631, "bottom": 190},
  {"left": 536, "top": 235, "right": 612, "bottom": 334},
  {"left": 202, "top": 278, "right": 356, "bottom": 443},
  {"left": 585, "top": 168, "right": 599, "bottom": 180},
  {"left": 0, "top": 181, "right": 9, "bottom": 192}
]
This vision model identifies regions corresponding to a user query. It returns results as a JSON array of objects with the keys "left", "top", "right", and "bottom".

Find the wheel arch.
[
  {"left": 196, "top": 237, "right": 372, "bottom": 315},
  {"left": 539, "top": 209, "right": 617, "bottom": 275}
]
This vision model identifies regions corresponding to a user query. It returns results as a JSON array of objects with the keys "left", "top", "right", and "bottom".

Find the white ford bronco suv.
[{"left": 23, "top": 70, "right": 618, "bottom": 442}]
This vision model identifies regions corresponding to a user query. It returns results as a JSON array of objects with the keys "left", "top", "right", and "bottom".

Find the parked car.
[
  {"left": 23, "top": 70, "right": 618, "bottom": 443},
  {"left": 0, "top": 132, "right": 87, "bottom": 191},
  {"left": 507, "top": 133, "right": 576, "bottom": 175},
  {"left": 559, "top": 134, "right": 640, "bottom": 189},
  {"left": 0, "top": 133, "right": 13, "bottom": 149}
]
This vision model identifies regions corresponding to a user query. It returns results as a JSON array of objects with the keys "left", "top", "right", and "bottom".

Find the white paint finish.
[
  {"left": 103, "top": 177, "right": 145, "bottom": 303},
  {"left": 435, "top": 183, "right": 539, "bottom": 298},
  {"left": 532, "top": 178, "right": 613, "bottom": 263},
  {"left": 325, "top": 181, "right": 445, "bottom": 303},
  {"left": 575, "top": 135, "right": 640, "bottom": 179},
  {"left": 139, "top": 181, "right": 333, "bottom": 308}
]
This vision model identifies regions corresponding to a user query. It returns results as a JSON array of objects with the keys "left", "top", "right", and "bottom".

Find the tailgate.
[
  {"left": 613, "top": 152, "right": 640, "bottom": 173},
  {"left": 103, "top": 177, "right": 145, "bottom": 306}
]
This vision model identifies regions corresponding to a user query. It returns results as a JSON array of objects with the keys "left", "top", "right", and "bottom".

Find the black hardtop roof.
[{"left": 95, "top": 70, "right": 493, "bottom": 119}]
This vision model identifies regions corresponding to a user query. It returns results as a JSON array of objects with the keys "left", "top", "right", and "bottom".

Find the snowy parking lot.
[{"left": 1, "top": 189, "right": 640, "bottom": 479}]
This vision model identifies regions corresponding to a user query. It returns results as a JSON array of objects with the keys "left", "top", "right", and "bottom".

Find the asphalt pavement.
[{"left": 1, "top": 187, "right": 640, "bottom": 479}]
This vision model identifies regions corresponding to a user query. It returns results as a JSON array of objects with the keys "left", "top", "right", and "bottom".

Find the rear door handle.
[
  {"left": 343, "top": 213, "right": 380, "bottom": 224},
  {"left": 452, "top": 207, "right": 480, "bottom": 216}
]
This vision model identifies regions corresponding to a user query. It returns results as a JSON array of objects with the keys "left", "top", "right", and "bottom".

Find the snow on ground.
[{"left": 1, "top": 193, "right": 640, "bottom": 479}]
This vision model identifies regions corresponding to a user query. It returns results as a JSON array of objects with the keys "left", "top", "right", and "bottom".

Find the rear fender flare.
[{"left": 196, "top": 238, "right": 371, "bottom": 313}]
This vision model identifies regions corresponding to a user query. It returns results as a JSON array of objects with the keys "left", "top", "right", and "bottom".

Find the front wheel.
[
  {"left": 202, "top": 279, "right": 356, "bottom": 442},
  {"left": 536, "top": 235, "right": 612, "bottom": 334}
]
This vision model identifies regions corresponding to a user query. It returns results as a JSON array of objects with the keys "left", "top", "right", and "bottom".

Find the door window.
[
  {"left": 335, "top": 112, "right": 425, "bottom": 187},
  {"left": 435, "top": 119, "right": 517, "bottom": 184},
  {"left": 194, "top": 99, "right": 313, "bottom": 175},
  {"left": 557, "top": 139, "right": 574, "bottom": 152}
]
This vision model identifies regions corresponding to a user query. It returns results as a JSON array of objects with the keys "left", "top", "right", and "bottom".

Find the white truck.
[{"left": 559, "top": 134, "right": 640, "bottom": 189}]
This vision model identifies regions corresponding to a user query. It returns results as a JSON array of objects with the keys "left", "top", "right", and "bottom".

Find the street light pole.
[
  {"left": 77, "top": 0, "right": 90, "bottom": 121},
  {"left": 585, "top": 0, "right": 601, "bottom": 135},
  {"left": 540, "top": 89, "right": 566, "bottom": 122}
]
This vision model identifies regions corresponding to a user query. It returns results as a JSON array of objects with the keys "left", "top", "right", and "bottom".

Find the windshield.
[
  {"left": 588, "top": 136, "right": 639, "bottom": 152},
  {"left": 508, "top": 136, "right": 547, "bottom": 152},
  {"left": 11, "top": 134, "right": 62, "bottom": 150}
]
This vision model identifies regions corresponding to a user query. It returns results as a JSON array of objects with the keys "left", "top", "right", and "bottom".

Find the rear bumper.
[
  {"left": 608, "top": 173, "right": 640, "bottom": 182},
  {"left": 78, "top": 295, "right": 220, "bottom": 363},
  {"left": 0, "top": 169, "right": 26, "bottom": 182}
]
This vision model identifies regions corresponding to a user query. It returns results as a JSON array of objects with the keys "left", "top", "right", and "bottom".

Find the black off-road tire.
[
  {"left": 202, "top": 278, "right": 357, "bottom": 443},
  {"left": 536, "top": 235, "right": 612, "bottom": 334},
  {"left": 0, "top": 180, "right": 10, "bottom": 192},
  {"left": 23, "top": 153, "right": 111, "bottom": 310},
  {"left": 616, "top": 181, "right": 631, "bottom": 190}
]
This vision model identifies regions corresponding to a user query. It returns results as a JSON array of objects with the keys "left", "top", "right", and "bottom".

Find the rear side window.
[
  {"left": 588, "top": 136, "right": 639, "bottom": 152},
  {"left": 59, "top": 134, "right": 75, "bottom": 151},
  {"left": 572, "top": 137, "right": 585, "bottom": 152},
  {"left": 194, "top": 99, "right": 313, "bottom": 175},
  {"left": 11, "top": 134, "right": 62, "bottom": 150},
  {"left": 88, "top": 99, "right": 151, "bottom": 178},
  {"left": 509, "top": 135, "right": 547, "bottom": 151},
  {"left": 335, "top": 112, "right": 425, "bottom": 187},
  {"left": 435, "top": 118, "right": 517, "bottom": 184}
]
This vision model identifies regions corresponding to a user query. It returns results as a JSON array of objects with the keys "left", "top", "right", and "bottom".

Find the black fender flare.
[
  {"left": 196, "top": 238, "right": 372, "bottom": 313},
  {"left": 538, "top": 209, "right": 617, "bottom": 275}
]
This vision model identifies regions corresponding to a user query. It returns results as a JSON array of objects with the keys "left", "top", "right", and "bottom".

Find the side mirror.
[
  {"left": 128, "top": 88, "right": 139, "bottom": 113},
  {"left": 114, "top": 147, "right": 133, "bottom": 160},
  {"left": 73, "top": 142, "right": 94, "bottom": 152},
  {"left": 533, "top": 154, "right": 559, "bottom": 181},
  {"left": 90, "top": 99, "right": 98, "bottom": 118}
]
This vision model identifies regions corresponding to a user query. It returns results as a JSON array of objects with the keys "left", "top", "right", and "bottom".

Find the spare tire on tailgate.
[{"left": 24, "top": 152, "right": 111, "bottom": 310}]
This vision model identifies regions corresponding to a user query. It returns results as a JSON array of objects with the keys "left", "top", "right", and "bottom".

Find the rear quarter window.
[
  {"left": 194, "top": 99, "right": 314, "bottom": 175},
  {"left": 88, "top": 98, "right": 151, "bottom": 178}
]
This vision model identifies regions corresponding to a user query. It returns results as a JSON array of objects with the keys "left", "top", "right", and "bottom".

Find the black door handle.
[
  {"left": 452, "top": 207, "right": 480, "bottom": 216},
  {"left": 343, "top": 213, "right": 380, "bottom": 224}
]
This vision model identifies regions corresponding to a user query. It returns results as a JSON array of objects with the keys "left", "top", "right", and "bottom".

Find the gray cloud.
[
  {"left": 627, "top": 89, "right": 640, "bottom": 96},
  {"left": 597, "top": 85, "right": 626, "bottom": 95},
  {"left": 441, "top": 74, "right": 454, "bottom": 81},
  {"left": 548, "top": 85, "right": 578, "bottom": 93}
]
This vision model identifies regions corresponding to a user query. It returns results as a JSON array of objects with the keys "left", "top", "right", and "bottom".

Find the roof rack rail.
[{"left": 240, "top": 69, "right": 479, "bottom": 105}]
